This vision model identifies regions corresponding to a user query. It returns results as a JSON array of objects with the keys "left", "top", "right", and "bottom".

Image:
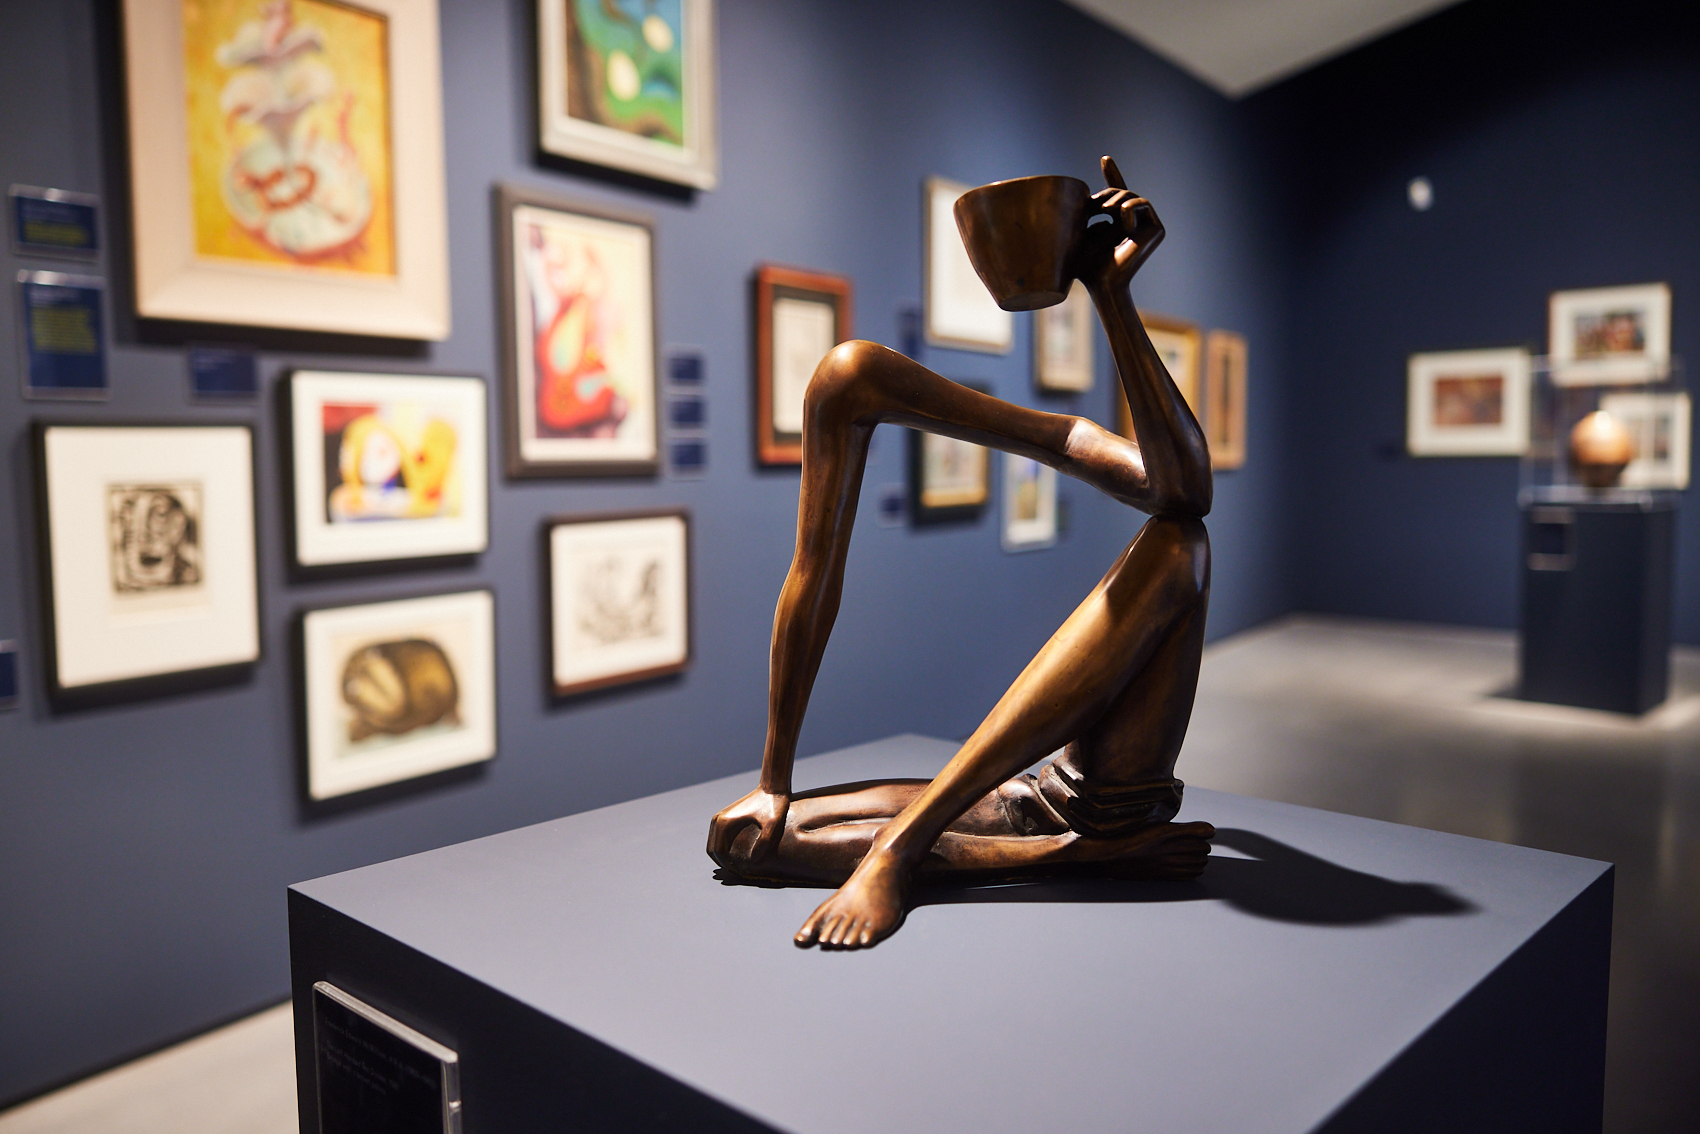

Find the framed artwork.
[
  {"left": 1549, "top": 283, "right": 1671, "bottom": 385},
  {"left": 537, "top": 0, "right": 718, "bottom": 189},
  {"left": 546, "top": 509, "right": 690, "bottom": 696},
  {"left": 1034, "top": 280, "right": 1095, "bottom": 392},
  {"left": 909, "top": 382, "right": 990, "bottom": 524},
  {"left": 301, "top": 590, "right": 496, "bottom": 800},
  {"left": 1406, "top": 348, "right": 1531, "bottom": 457},
  {"left": 924, "top": 177, "right": 1012, "bottom": 354},
  {"left": 34, "top": 423, "right": 260, "bottom": 701},
  {"left": 122, "top": 0, "right": 449, "bottom": 339},
  {"left": 497, "top": 184, "right": 659, "bottom": 478},
  {"left": 286, "top": 370, "right": 489, "bottom": 568},
  {"left": 1117, "top": 313, "right": 1201, "bottom": 437},
  {"left": 754, "top": 264, "right": 851, "bottom": 465},
  {"left": 1002, "top": 453, "right": 1058, "bottom": 553},
  {"left": 1598, "top": 391, "right": 1691, "bottom": 490},
  {"left": 1204, "top": 330, "right": 1247, "bottom": 470}
]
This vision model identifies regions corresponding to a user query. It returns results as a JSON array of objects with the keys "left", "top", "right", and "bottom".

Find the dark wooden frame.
[
  {"left": 293, "top": 587, "right": 498, "bottom": 806},
  {"left": 753, "top": 264, "right": 852, "bottom": 466},
  {"left": 280, "top": 367, "right": 491, "bottom": 572},
  {"left": 542, "top": 507, "right": 692, "bottom": 697},
  {"left": 1204, "top": 330, "right": 1247, "bottom": 470},
  {"left": 907, "top": 381, "right": 991, "bottom": 525},
  {"left": 495, "top": 183, "right": 661, "bottom": 478},
  {"left": 32, "top": 420, "right": 262, "bottom": 709}
]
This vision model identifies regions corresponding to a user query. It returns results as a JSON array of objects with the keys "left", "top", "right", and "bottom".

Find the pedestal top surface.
[{"left": 293, "top": 735, "right": 1609, "bottom": 1134}]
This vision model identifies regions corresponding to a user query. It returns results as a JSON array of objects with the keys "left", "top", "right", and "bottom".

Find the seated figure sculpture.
[{"left": 708, "top": 157, "right": 1215, "bottom": 950}]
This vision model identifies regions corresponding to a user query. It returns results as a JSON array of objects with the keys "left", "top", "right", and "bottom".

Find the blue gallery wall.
[
  {"left": 0, "top": 0, "right": 1293, "bottom": 1104},
  {"left": 1250, "top": 0, "right": 1700, "bottom": 637}
]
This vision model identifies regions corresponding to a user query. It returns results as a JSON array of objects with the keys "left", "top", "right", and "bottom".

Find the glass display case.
[{"left": 1519, "top": 355, "right": 1689, "bottom": 507}]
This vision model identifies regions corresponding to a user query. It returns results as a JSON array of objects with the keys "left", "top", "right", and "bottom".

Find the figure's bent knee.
[{"left": 805, "top": 340, "right": 898, "bottom": 421}]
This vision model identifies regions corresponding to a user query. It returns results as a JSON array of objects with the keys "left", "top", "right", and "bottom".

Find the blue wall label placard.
[
  {"left": 0, "top": 641, "right": 18, "bottom": 711},
  {"left": 669, "top": 438, "right": 707, "bottom": 478},
  {"left": 668, "top": 393, "right": 706, "bottom": 429},
  {"left": 188, "top": 345, "right": 259, "bottom": 399},
  {"left": 18, "top": 271, "right": 107, "bottom": 399},
  {"left": 9, "top": 185, "right": 99, "bottom": 259},
  {"left": 667, "top": 350, "right": 704, "bottom": 386}
]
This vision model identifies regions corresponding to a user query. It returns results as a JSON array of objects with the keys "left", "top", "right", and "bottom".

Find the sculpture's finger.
[{"left": 1102, "top": 155, "right": 1128, "bottom": 191}]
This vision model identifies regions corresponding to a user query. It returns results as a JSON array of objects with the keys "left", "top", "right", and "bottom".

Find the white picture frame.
[
  {"left": 537, "top": 0, "right": 718, "bottom": 190},
  {"left": 1002, "top": 454, "right": 1058, "bottom": 552},
  {"left": 1548, "top": 283, "right": 1671, "bottom": 385},
  {"left": 287, "top": 370, "right": 489, "bottom": 568},
  {"left": 924, "top": 176, "right": 1012, "bottom": 354},
  {"left": 1598, "top": 390, "right": 1691, "bottom": 490},
  {"left": 122, "top": 0, "right": 449, "bottom": 339},
  {"left": 35, "top": 423, "right": 260, "bottom": 697},
  {"left": 1034, "top": 280, "right": 1095, "bottom": 392},
  {"left": 547, "top": 510, "right": 691, "bottom": 696},
  {"left": 1406, "top": 348, "right": 1531, "bottom": 457},
  {"left": 301, "top": 590, "right": 496, "bottom": 800}
]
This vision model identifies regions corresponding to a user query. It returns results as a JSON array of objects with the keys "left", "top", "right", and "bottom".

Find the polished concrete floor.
[
  {"left": 4, "top": 616, "right": 1694, "bottom": 1131},
  {"left": 1183, "top": 616, "right": 1700, "bottom": 1134}
]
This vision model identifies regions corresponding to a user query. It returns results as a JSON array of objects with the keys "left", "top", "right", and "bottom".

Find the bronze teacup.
[{"left": 953, "top": 174, "right": 1095, "bottom": 311}]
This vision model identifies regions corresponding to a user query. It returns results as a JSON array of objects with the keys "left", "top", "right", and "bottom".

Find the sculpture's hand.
[
  {"left": 1080, "top": 156, "right": 1164, "bottom": 291},
  {"left": 707, "top": 787, "right": 790, "bottom": 868}
]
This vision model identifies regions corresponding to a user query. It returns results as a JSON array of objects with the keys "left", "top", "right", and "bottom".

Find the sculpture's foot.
[
  {"left": 794, "top": 850, "right": 909, "bottom": 951},
  {"left": 1076, "top": 819, "right": 1216, "bottom": 880}
]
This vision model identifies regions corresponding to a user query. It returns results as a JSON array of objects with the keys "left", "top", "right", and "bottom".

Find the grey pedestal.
[{"left": 290, "top": 735, "right": 1612, "bottom": 1134}]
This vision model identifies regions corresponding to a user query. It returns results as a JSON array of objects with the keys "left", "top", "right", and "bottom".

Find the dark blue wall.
[
  {"left": 1252, "top": 0, "right": 1700, "bottom": 636},
  {"left": 0, "top": 0, "right": 1293, "bottom": 1104}
]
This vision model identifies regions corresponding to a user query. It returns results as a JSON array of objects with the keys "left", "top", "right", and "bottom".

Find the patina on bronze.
[{"left": 709, "top": 158, "right": 1215, "bottom": 950}]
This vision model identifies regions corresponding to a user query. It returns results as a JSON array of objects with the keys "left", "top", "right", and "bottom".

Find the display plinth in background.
[{"left": 289, "top": 735, "right": 1612, "bottom": 1133}]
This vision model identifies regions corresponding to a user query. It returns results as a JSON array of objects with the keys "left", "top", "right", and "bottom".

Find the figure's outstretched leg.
[{"left": 793, "top": 513, "right": 1209, "bottom": 949}]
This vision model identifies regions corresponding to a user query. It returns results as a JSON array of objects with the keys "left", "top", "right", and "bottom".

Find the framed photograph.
[
  {"left": 1002, "top": 454, "right": 1058, "bottom": 552},
  {"left": 1406, "top": 348, "right": 1531, "bottom": 456},
  {"left": 537, "top": 0, "right": 718, "bottom": 190},
  {"left": 546, "top": 509, "right": 690, "bottom": 696},
  {"left": 1598, "top": 391, "right": 1691, "bottom": 490},
  {"left": 1034, "top": 280, "right": 1094, "bottom": 393},
  {"left": 754, "top": 264, "right": 851, "bottom": 465},
  {"left": 909, "top": 382, "right": 990, "bottom": 524},
  {"left": 1117, "top": 313, "right": 1201, "bottom": 437},
  {"left": 301, "top": 590, "right": 495, "bottom": 801},
  {"left": 34, "top": 423, "right": 259, "bottom": 701},
  {"left": 497, "top": 184, "right": 659, "bottom": 478},
  {"left": 286, "top": 370, "right": 489, "bottom": 568},
  {"left": 924, "top": 176, "right": 1012, "bottom": 354},
  {"left": 121, "top": 0, "right": 449, "bottom": 339},
  {"left": 1204, "top": 330, "right": 1247, "bottom": 470},
  {"left": 1549, "top": 283, "right": 1671, "bottom": 385}
]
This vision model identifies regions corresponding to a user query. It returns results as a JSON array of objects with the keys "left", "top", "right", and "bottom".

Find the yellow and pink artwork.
[{"left": 182, "top": 0, "right": 395, "bottom": 275}]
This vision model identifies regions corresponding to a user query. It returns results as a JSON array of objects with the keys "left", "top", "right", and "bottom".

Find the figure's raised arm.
[{"left": 1073, "top": 157, "right": 1212, "bottom": 518}]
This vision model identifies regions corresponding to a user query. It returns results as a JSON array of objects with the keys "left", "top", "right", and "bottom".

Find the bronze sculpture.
[{"left": 709, "top": 158, "right": 1216, "bottom": 949}]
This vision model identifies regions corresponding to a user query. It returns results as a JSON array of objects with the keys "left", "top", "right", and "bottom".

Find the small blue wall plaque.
[
  {"left": 667, "top": 350, "right": 704, "bottom": 387},
  {"left": 0, "top": 641, "right": 18, "bottom": 711},
  {"left": 10, "top": 186, "right": 99, "bottom": 259},
  {"left": 668, "top": 393, "right": 706, "bottom": 429},
  {"left": 18, "top": 271, "right": 107, "bottom": 399},
  {"left": 670, "top": 437, "right": 707, "bottom": 478},
  {"left": 188, "top": 346, "right": 259, "bottom": 399}
]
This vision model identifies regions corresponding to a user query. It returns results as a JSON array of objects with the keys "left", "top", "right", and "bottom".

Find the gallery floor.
[{"left": 3, "top": 616, "right": 1695, "bottom": 1134}]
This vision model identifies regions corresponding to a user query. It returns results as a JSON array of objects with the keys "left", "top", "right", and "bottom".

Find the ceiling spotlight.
[{"left": 1408, "top": 177, "right": 1434, "bottom": 212}]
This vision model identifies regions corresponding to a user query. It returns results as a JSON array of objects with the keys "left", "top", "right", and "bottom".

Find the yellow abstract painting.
[{"left": 182, "top": 0, "right": 395, "bottom": 276}]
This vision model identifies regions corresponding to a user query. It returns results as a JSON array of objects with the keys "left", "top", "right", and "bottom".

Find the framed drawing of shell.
[
  {"left": 545, "top": 509, "right": 690, "bottom": 696},
  {"left": 122, "top": 0, "right": 449, "bottom": 338},
  {"left": 537, "top": 0, "right": 718, "bottom": 189},
  {"left": 300, "top": 590, "right": 496, "bottom": 800},
  {"left": 34, "top": 422, "right": 260, "bottom": 705}
]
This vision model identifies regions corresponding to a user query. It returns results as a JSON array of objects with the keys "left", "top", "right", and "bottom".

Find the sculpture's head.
[{"left": 953, "top": 174, "right": 1094, "bottom": 311}]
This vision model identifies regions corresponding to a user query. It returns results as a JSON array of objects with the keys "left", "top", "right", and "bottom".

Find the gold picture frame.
[
  {"left": 1204, "top": 330, "right": 1247, "bottom": 469},
  {"left": 122, "top": 0, "right": 449, "bottom": 339},
  {"left": 1117, "top": 312, "right": 1201, "bottom": 438}
]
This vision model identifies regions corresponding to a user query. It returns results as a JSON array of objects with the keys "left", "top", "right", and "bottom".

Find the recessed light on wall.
[{"left": 1408, "top": 177, "right": 1434, "bottom": 211}]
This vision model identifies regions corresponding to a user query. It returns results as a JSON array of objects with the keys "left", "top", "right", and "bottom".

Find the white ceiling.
[{"left": 1062, "top": 0, "right": 1468, "bottom": 97}]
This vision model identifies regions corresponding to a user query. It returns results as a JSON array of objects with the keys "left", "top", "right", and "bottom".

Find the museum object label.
[
  {"left": 313, "top": 982, "right": 460, "bottom": 1134},
  {"left": 10, "top": 186, "right": 100, "bottom": 258},
  {"left": 18, "top": 271, "right": 107, "bottom": 399},
  {"left": 187, "top": 346, "right": 258, "bottom": 399}
]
